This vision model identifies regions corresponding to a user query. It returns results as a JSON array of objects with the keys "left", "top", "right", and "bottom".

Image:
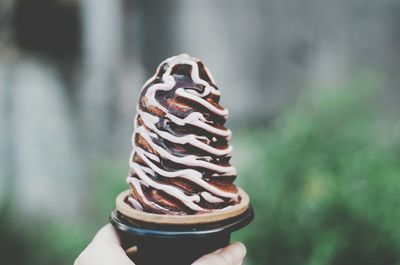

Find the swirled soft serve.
[{"left": 126, "top": 54, "right": 240, "bottom": 215}]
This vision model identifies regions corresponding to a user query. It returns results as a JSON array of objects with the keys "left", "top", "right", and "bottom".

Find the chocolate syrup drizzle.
[{"left": 126, "top": 54, "right": 240, "bottom": 215}]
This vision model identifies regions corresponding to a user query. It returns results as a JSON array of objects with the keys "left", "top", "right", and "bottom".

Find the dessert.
[
  {"left": 116, "top": 54, "right": 249, "bottom": 224},
  {"left": 111, "top": 54, "right": 253, "bottom": 264}
]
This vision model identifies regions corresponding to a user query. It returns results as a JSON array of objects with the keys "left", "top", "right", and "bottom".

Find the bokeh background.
[{"left": 1, "top": 0, "right": 400, "bottom": 264}]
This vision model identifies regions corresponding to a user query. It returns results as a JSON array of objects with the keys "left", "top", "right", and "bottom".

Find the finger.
[
  {"left": 192, "top": 242, "right": 246, "bottom": 265},
  {"left": 125, "top": 246, "right": 138, "bottom": 255},
  {"left": 217, "top": 243, "right": 246, "bottom": 264},
  {"left": 234, "top": 259, "right": 244, "bottom": 265},
  {"left": 92, "top": 224, "right": 121, "bottom": 245},
  {"left": 74, "top": 224, "right": 135, "bottom": 265}
]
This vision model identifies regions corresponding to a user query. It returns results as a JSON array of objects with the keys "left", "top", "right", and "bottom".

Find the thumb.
[{"left": 192, "top": 242, "right": 246, "bottom": 265}]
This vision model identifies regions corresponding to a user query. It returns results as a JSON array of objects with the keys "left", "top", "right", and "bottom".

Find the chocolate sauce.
[{"left": 127, "top": 54, "right": 239, "bottom": 215}]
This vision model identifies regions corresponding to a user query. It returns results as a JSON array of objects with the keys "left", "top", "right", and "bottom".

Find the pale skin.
[{"left": 75, "top": 224, "right": 246, "bottom": 265}]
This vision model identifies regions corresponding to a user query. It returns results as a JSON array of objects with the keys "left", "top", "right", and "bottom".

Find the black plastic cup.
[{"left": 110, "top": 206, "right": 254, "bottom": 265}]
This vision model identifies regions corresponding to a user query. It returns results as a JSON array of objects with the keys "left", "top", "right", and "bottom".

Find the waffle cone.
[{"left": 115, "top": 188, "right": 250, "bottom": 225}]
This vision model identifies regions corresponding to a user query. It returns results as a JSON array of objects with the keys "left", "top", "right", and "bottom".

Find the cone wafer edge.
[{"left": 116, "top": 188, "right": 250, "bottom": 225}]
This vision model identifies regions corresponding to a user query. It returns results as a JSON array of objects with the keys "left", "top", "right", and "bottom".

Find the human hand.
[
  {"left": 74, "top": 224, "right": 246, "bottom": 265},
  {"left": 191, "top": 242, "right": 246, "bottom": 265}
]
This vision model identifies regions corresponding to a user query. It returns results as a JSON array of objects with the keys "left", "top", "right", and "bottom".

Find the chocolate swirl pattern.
[{"left": 126, "top": 54, "right": 240, "bottom": 215}]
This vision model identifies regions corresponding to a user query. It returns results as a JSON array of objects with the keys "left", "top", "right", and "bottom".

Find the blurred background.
[{"left": 1, "top": 0, "right": 400, "bottom": 264}]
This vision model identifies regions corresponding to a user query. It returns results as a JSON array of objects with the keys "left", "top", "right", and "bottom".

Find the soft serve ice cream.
[{"left": 126, "top": 54, "right": 240, "bottom": 215}]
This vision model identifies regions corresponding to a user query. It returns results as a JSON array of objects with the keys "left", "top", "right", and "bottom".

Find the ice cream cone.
[
  {"left": 110, "top": 54, "right": 254, "bottom": 265},
  {"left": 115, "top": 188, "right": 250, "bottom": 225}
]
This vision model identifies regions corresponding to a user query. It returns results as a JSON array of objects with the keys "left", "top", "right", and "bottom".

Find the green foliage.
[
  {"left": 236, "top": 79, "right": 400, "bottom": 265},
  {"left": 0, "top": 157, "right": 128, "bottom": 265},
  {"left": 2, "top": 77, "right": 400, "bottom": 265},
  {"left": 85, "top": 156, "right": 128, "bottom": 223},
  {"left": 0, "top": 210, "right": 90, "bottom": 265}
]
